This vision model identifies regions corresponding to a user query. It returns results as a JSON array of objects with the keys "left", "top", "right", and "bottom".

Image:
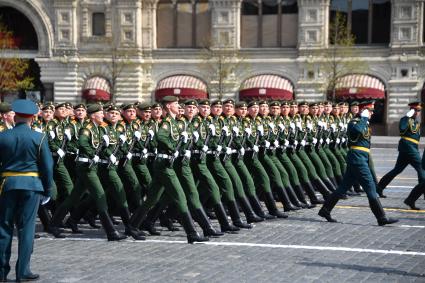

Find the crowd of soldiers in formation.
[{"left": 0, "top": 98, "right": 375, "bottom": 243}]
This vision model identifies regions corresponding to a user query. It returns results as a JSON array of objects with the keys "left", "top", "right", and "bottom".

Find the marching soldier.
[
  {"left": 377, "top": 102, "right": 425, "bottom": 199},
  {"left": 0, "top": 102, "right": 14, "bottom": 131},
  {"left": 318, "top": 101, "right": 398, "bottom": 226}
]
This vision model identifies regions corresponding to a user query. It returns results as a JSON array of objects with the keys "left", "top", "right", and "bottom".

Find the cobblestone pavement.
[{"left": 5, "top": 148, "right": 425, "bottom": 282}]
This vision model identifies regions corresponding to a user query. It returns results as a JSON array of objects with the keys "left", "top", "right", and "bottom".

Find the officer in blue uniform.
[
  {"left": 0, "top": 99, "right": 53, "bottom": 282},
  {"left": 377, "top": 102, "right": 424, "bottom": 198},
  {"left": 318, "top": 101, "right": 398, "bottom": 226}
]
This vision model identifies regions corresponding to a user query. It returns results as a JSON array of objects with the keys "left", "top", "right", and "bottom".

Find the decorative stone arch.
[{"left": 0, "top": 0, "right": 54, "bottom": 56}]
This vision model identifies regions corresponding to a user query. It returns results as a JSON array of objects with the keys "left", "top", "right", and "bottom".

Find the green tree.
[{"left": 0, "top": 19, "right": 34, "bottom": 101}]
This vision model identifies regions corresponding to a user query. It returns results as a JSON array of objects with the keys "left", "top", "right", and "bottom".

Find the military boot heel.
[
  {"left": 119, "top": 207, "right": 146, "bottom": 240},
  {"left": 238, "top": 196, "right": 264, "bottom": 223},
  {"left": 227, "top": 201, "right": 253, "bottom": 229},
  {"left": 274, "top": 186, "right": 300, "bottom": 211},
  {"left": 312, "top": 179, "right": 332, "bottom": 200},
  {"left": 285, "top": 185, "right": 306, "bottom": 208},
  {"left": 192, "top": 207, "right": 224, "bottom": 237},
  {"left": 129, "top": 205, "right": 149, "bottom": 229},
  {"left": 179, "top": 212, "right": 209, "bottom": 244},
  {"left": 292, "top": 185, "right": 315, "bottom": 208},
  {"left": 160, "top": 205, "right": 180, "bottom": 231},
  {"left": 48, "top": 205, "right": 69, "bottom": 238},
  {"left": 99, "top": 211, "right": 127, "bottom": 241},
  {"left": 213, "top": 203, "right": 239, "bottom": 233},
  {"left": 368, "top": 198, "right": 398, "bottom": 226},
  {"left": 248, "top": 195, "right": 276, "bottom": 219},
  {"left": 302, "top": 181, "right": 324, "bottom": 204},
  {"left": 323, "top": 178, "right": 337, "bottom": 192},
  {"left": 38, "top": 205, "right": 51, "bottom": 232},
  {"left": 141, "top": 203, "right": 163, "bottom": 235},
  {"left": 317, "top": 193, "right": 340, "bottom": 223},
  {"left": 263, "top": 191, "right": 288, "bottom": 218}
]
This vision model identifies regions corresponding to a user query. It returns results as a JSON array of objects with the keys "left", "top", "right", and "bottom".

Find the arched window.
[
  {"left": 330, "top": 0, "right": 391, "bottom": 45},
  {"left": 157, "top": 0, "right": 210, "bottom": 48},
  {"left": 241, "top": 0, "right": 298, "bottom": 48}
]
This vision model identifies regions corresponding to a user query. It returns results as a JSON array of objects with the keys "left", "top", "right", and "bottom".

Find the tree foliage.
[{"left": 0, "top": 19, "right": 34, "bottom": 99}]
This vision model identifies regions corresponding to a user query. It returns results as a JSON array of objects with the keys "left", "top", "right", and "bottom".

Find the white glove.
[
  {"left": 406, "top": 109, "right": 415, "bottom": 118},
  {"left": 192, "top": 131, "right": 200, "bottom": 142},
  {"left": 103, "top": 135, "right": 110, "bottom": 147},
  {"left": 239, "top": 148, "right": 245, "bottom": 156},
  {"left": 119, "top": 134, "right": 127, "bottom": 143},
  {"left": 290, "top": 123, "right": 295, "bottom": 130},
  {"left": 331, "top": 124, "right": 337, "bottom": 131},
  {"left": 320, "top": 138, "right": 324, "bottom": 144},
  {"left": 312, "top": 138, "right": 318, "bottom": 145},
  {"left": 339, "top": 122, "right": 344, "bottom": 128},
  {"left": 208, "top": 124, "right": 216, "bottom": 135},
  {"left": 268, "top": 123, "right": 275, "bottom": 130},
  {"left": 126, "top": 152, "right": 133, "bottom": 160},
  {"left": 41, "top": 196, "right": 51, "bottom": 206},
  {"left": 336, "top": 138, "right": 341, "bottom": 144},
  {"left": 322, "top": 123, "right": 328, "bottom": 130},
  {"left": 134, "top": 131, "right": 141, "bottom": 141},
  {"left": 301, "top": 140, "right": 306, "bottom": 146},
  {"left": 109, "top": 154, "right": 117, "bottom": 164},
  {"left": 173, "top": 151, "right": 179, "bottom": 158},
  {"left": 273, "top": 140, "right": 279, "bottom": 147},
  {"left": 181, "top": 131, "right": 188, "bottom": 143},
  {"left": 257, "top": 125, "right": 264, "bottom": 136},
  {"left": 342, "top": 137, "right": 346, "bottom": 143},
  {"left": 222, "top": 126, "right": 229, "bottom": 136},
  {"left": 307, "top": 123, "right": 313, "bottom": 130},
  {"left": 225, "top": 147, "right": 232, "bottom": 155},
  {"left": 294, "top": 140, "right": 299, "bottom": 146},
  {"left": 49, "top": 131, "right": 56, "bottom": 139},
  {"left": 64, "top": 129, "right": 72, "bottom": 140},
  {"left": 284, "top": 140, "right": 289, "bottom": 146},
  {"left": 148, "top": 129, "right": 155, "bottom": 138},
  {"left": 216, "top": 145, "right": 222, "bottom": 153},
  {"left": 278, "top": 123, "right": 285, "bottom": 131},
  {"left": 244, "top": 128, "right": 252, "bottom": 136},
  {"left": 57, "top": 148, "right": 65, "bottom": 158},
  {"left": 35, "top": 128, "right": 43, "bottom": 133},
  {"left": 253, "top": 145, "right": 259, "bottom": 153},
  {"left": 142, "top": 148, "right": 148, "bottom": 155},
  {"left": 326, "top": 138, "right": 330, "bottom": 144},
  {"left": 202, "top": 145, "right": 209, "bottom": 152},
  {"left": 232, "top": 127, "right": 239, "bottom": 136},
  {"left": 296, "top": 122, "right": 302, "bottom": 129},
  {"left": 92, "top": 155, "right": 100, "bottom": 163},
  {"left": 360, "top": 109, "right": 370, "bottom": 118},
  {"left": 184, "top": 150, "right": 191, "bottom": 159},
  {"left": 265, "top": 141, "right": 270, "bottom": 148}
]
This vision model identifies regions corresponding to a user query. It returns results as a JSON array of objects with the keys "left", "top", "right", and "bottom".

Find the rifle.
[
  {"left": 106, "top": 131, "right": 126, "bottom": 169},
  {"left": 183, "top": 132, "right": 195, "bottom": 162},
  {"left": 236, "top": 131, "right": 247, "bottom": 160},
  {"left": 122, "top": 133, "right": 137, "bottom": 167},
  {"left": 169, "top": 135, "right": 185, "bottom": 167},
  {"left": 222, "top": 129, "right": 234, "bottom": 162},
  {"left": 139, "top": 131, "right": 153, "bottom": 161},
  {"left": 251, "top": 128, "right": 261, "bottom": 159},
  {"left": 215, "top": 128, "right": 227, "bottom": 157}
]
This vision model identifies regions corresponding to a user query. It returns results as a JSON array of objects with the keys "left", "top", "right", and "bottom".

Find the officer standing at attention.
[
  {"left": 318, "top": 101, "right": 398, "bottom": 226},
  {"left": 377, "top": 102, "right": 425, "bottom": 199},
  {"left": 0, "top": 99, "right": 53, "bottom": 282}
]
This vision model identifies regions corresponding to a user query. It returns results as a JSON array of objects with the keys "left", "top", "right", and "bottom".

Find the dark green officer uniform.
[{"left": 0, "top": 100, "right": 53, "bottom": 282}]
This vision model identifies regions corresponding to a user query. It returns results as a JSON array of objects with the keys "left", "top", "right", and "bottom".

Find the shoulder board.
[
  {"left": 86, "top": 123, "right": 93, "bottom": 130},
  {"left": 100, "top": 122, "right": 108, "bottom": 127},
  {"left": 116, "top": 124, "right": 125, "bottom": 132}
]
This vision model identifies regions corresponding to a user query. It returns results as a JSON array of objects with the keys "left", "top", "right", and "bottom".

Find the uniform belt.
[
  {"left": 157, "top": 153, "right": 172, "bottom": 160},
  {"left": 1, "top": 171, "right": 39, "bottom": 177},
  {"left": 350, "top": 146, "right": 370, "bottom": 153},
  {"left": 77, "top": 157, "right": 90, "bottom": 163},
  {"left": 192, "top": 150, "right": 202, "bottom": 154},
  {"left": 401, "top": 136, "right": 419, "bottom": 145},
  {"left": 99, "top": 159, "right": 119, "bottom": 165},
  {"left": 206, "top": 150, "right": 219, "bottom": 155}
]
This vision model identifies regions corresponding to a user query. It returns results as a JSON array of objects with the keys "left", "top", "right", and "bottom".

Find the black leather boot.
[
  {"left": 312, "top": 179, "right": 332, "bottom": 199},
  {"left": 83, "top": 210, "right": 100, "bottom": 229},
  {"left": 48, "top": 204, "right": 69, "bottom": 238},
  {"left": 65, "top": 218, "right": 83, "bottom": 234},
  {"left": 368, "top": 198, "right": 398, "bottom": 226},
  {"left": 227, "top": 201, "right": 253, "bottom": 229},
  {"left": 330, "top": 177, "right": 338, "bottom": 188},
  {"left": 263, "top": 191, "right": 288, "bottom": 218},
  {"left": 238, "top": 197, "right": 264, "bottom": 223},
  {"left": 274, "top": 186, "right": 300, "bottom": 211},
  {"left": 160, "top": 205, "right": 180, "bottom": 231},
  {"left": 335, "top": 175, "right": 343, "bottom": 186},
  {"left": 323, "top": 178, "right": 337, "bottom": 192},
  {"left": 318, "top": 193, "right": 340, "bottom": 223},
  {"left": 353, "top": 183, "right": 364, "bottom": 193},
  {"left": 213, "top": 203, "right": 239, "bottom": 233},
  {"left": 179, "top": 212, "right": 209, "bottom": 244},
  {"left": 141, "top": 203, "right": 163, "bottom": 235},
  {"left": 404, "top": 183, "right": 425, "bottom": 210},
  {"left": 192, "top": 207, "right": 224, "bottom": 237},
  {"left": 248, "top": 195, "right": 276, "bottom": 219},
  {"left": 38, "top": 205, "right": 51, "bottom": 232},
  {"left": 292, "top": 185, "right": 315, "bottom": 208},
  {"left": 119, "top": 207, "right": 146, "bottom": 240},
  {"left": 285, "top": 185, "right": 306, "bottom": 208},
  {"left": 99, "top": 211, "right": 127, "bottom": 241},
  {"left": 129, "top": 205, "right": 149, "bottom": 229},
  {"left": 301, "top": 182, "right": 324, "bottom": 204},
  {"left": 376, "top": 182, "right": 387, "bottom": 198}
]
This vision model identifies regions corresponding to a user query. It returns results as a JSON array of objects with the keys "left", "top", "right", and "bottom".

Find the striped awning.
[
  {"left": 334, "top": 74, "right": 385, "bottom": 100},
  {"left": 239, "top": 75, "right": 294, "bottom": 101},
  {"left": 155, "top": 75, "right": 208, "bottom": 100},
  {"left": 82, "top": 77, "right": 111, "bottom": 101}
]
